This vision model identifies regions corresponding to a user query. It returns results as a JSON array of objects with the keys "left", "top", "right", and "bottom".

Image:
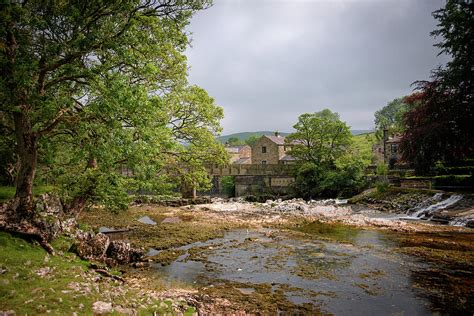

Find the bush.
[
  {"left": 376, "top": 163, "right": 388, "bottom": 175},
  {"left": 375, "top": 181, "right": 389, "bottom": 193},
  {"left": 433, "top": 175, "right": 473, "bottom": 187},
  {"left": 291, "top": 159, "right": 367, "bottom": 199},
  {"left": 220, "top": 176, "right": 235, "bottom": 197}
]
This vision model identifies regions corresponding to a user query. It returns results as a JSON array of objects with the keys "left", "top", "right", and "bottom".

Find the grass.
[
  {"left": 352, "top": 132, "right": 377, "bottom": 165},
  {"left": 0, "top": 185, "right": 55, "bottom": 202},
  {"left": 78, "top": 204, "right": 242, "bottom": 250},
  {"left": 0, "top": 232, "right": 196, "bottom": 315}
]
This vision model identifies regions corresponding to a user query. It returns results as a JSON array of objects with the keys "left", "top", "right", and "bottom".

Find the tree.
[
  {"left": 374, "top": 97, "right": 411, "bottom": 139},
  {"left": 287, "top": 109, "right": 352, "bottom": 167},
  {"left": 400, "top": 0, "right": 474, "bottom": 174},
  {"left": 225, "top": 137, "right": 244, "bottom": 146},
  {"left": 245, "top": 135, "right": 259, "bottom": 147},
  {"left": 0, "top": 1, "right": 212, "bottom": 216},
  {"left": 287, "top": 109, "right": 364, "bottom": 199}
]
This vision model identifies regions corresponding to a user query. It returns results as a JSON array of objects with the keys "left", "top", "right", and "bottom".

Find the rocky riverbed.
[
  {"left": 75, "top": 193, "right": 474, "bottom": 314},
  {"left": 1, "top": 191, "right": 473, "bottom": 315}
]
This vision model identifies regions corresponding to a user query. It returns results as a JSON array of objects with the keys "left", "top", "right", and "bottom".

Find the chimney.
[{"left": 383, "top": 128, "right": 389, "bottom": 142}]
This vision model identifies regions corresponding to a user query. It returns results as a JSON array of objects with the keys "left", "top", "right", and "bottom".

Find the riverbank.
[{"left": 1, "top": 193, "right": 473, "bottom": 314}]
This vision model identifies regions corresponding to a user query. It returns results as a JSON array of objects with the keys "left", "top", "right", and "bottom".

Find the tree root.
[
  {"left": 94, "top": 268, "right": 125, "bottom": 282},
  {"left": 1, "top": 226, "right": 56, "bottom": 255}
]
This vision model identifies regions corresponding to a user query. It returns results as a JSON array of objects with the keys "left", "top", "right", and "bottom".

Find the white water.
[
  {"left": 405, "top": 194, "right": 463, "bottom": 219},
  {"left": 449, "top": 217, "right": 472, "bottom": 227}
]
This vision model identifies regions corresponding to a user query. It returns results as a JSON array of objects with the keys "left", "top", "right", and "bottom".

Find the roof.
[
  {"left": 225, "top": 145, "right": 250, "bottom": 153},
  {"left": 280, "top": 154, "right": 296, "bottom": 161},
  {"left": 233, "top": 157, "right": 251, "bottom": 164},
  {"left": 264, "top": 135, "right": 286, "bottom": 145}
]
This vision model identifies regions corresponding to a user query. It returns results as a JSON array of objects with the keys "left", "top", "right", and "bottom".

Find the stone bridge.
[{"left": 207, "top": 164, "right": 296, "bottom": 197}]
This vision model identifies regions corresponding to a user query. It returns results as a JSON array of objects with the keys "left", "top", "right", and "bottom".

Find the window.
[
  {"left": 262, "top": 146, "right": 267, "bottom": 153},
  {"left": 391, "top": 144, "right": 398, "bottom": 154},
  {"left": 261, "top": 160, "right": 267, "bottom": 165}
]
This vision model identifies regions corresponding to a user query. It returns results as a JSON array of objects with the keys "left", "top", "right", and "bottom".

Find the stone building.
[
  {"left": 372, "top": 129, "right": 403, "bottom": 165},
  {"left": 225, "top": 145, "right": 251, "bottom": 164},
  {"left": 251, "top": 133, "right": 296, "bottom": 165},
  {"left": 384, "top": 134, "right": 402, "bottom": 164}
]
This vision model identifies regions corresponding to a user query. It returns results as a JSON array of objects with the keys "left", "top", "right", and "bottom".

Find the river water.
[{"left": 151, "top": 224, "right": 472, "bottom": 314}]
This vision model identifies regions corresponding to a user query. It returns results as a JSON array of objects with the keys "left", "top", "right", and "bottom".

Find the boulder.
[
  {"left": 75, "top": 233, "right": 110, "bottom": 261},
  {"left": 106, "top": 240, "right": 144, "bottom": 264}
]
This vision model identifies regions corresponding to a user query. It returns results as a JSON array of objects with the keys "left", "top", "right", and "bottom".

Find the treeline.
[
  {"left": 374, "top": 1, "right": 473, "bottom": 175},
  {"left": 0, "top": 1, "right": 228, "bottom": 217}
]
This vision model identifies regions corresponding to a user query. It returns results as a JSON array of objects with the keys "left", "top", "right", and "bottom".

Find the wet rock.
[
  {"left": 92, "top": 301, "right": 112, "bottom": 314},
  {"left": 137, "top": 216, "right": 156, "bottom": 225}
]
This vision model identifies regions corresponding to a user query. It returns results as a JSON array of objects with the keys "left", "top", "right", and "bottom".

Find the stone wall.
[
  {"left": 234, "top": 175, "right": 294, "bottom": 196},
  {"left": 239, "top": 145, "right": 251, "bottom": 160},
  {"left": 400, "top": 178, "right": 433, "bottom": 189},
  {"left": 251, "top": 137, "right": 280, "bottom": 164},
  {"left": 209, "top": 164, "right": 295, "bottom": 176}
]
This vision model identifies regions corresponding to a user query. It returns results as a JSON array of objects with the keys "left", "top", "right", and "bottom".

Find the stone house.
[
  {"left": 372, "top": 129, "right": 403, "bottom": 165},
  {"left": 251, "top": 133, "right": 296, "bottom": 165},
  {"left": 384, "top": 134, "right": 402, "bottom": 164},
  {"left": 225, "top": 145, "right": 251, "bottom": 164}
]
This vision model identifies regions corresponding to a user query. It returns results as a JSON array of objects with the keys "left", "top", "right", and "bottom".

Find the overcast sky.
[{"left": 185, "top": 0, "right": 448, "bottom": 134}]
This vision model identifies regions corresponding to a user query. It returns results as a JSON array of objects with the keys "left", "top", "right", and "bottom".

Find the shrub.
[
  {"left": 375, "top": 181, "right": 389, "bottom": 193},
  {"left": 220, "top": 176, "right": 235, "bottom": 197}
]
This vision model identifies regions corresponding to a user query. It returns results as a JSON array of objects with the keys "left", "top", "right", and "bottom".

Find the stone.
[
  {"left": 75, "top": 233, "right": 110, "bottom": 261},
  {"left": 161, "top": 217, "right": 181, "bottom": 224},
  {"left": 92, "top": 301, "right": 113, "bottom": 314},
  {"left": 106, "top": 240, "right": 143, "bottom": 264}
]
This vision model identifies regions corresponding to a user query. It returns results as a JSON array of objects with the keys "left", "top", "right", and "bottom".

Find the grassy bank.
[
  {"left": 0, "top": 232, "right": 195, "bottom": 315},
  {"left": 0, "top": 185, "right": 55, "bottom": 202}
]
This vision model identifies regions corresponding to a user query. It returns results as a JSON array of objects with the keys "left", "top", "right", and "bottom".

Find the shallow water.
[{"left": 152, "top": 226, "right": 470, "bottom": 314}]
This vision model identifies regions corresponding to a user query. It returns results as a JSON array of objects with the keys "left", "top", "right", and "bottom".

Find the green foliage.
[
  {"left": 288, "top": 109, "right": 365, "bottom": 198},
  {"left": 245, "top": 135, "right": 260, "bottom": 147},
  {"left": 292, "top": 157, "right": 366, "bottom": 199},
  {"left": 0, "top": 186, "right": 53, "bottom": 202},
  {"left": 376, "top": 163, "right": 388, "bottom": 176},
  {"left": 433, "top": 175, "right": 473, "bottom": 187},
  {"left": 375, "top": 181, "right": 389, "bottom": 193},
  {"left": 226, "top": 137, "right": 245, "bottom": 146},
  {"left": 0, "top": 232, "right": 182, "bottom": 314},
  {"left": 220, "top": 176, "right": 235, "bottom": 197},
  {"left": 0, "top": 1, "right": 226, "bottom": 210},
  {"left": 352, "top": 132, "right": 377, "bottom": 166},
  {"left": 216, "top": 131, "right": 291, "bottom": 144},
  {"left": 287, "top": 109, "right": 352, "bottom": 166},
  {"left": 400, "top": 1, "right": 474, "bottom": 174},
  {"left": 374, "top": 98, "right": 411, "bottom": 139}
]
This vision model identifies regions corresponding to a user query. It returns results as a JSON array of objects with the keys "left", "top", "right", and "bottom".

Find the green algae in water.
[{"left": 293, "top": 220, "right": 360, "bottom": 243}]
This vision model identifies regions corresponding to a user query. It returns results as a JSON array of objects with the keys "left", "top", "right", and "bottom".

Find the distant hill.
[
  {"left": 217, "top": 130, "right": 373, "bottom": 143},
  {"left": 351, "top": 129, "right": 374, "bottom": 136},
  {"left": 216, "top": 131, "right": 291, "bottom": 144}
]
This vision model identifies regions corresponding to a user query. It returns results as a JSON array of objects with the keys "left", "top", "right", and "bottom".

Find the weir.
[{"left": 207, "top": 164, "right": 296, "bottom": 196}]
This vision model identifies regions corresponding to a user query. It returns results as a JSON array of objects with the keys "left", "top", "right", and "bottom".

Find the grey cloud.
[{"left": 185, "top": 0, "right": 449, "bottom": 134}]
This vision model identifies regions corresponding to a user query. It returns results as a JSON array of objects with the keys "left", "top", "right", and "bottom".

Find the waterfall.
[
  {"left": 449, "top": 217, "right": 471, "bottom": 227},
  {"left": 407, "top": 194, "right": 463, "bottom": 219}
]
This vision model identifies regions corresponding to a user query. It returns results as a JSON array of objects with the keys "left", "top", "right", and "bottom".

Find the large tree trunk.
[
  {"left": 13, "top": 110, "right": 38, "bottom": 218},
  {"left": 69, "top": 156, "right": 97, "bottom": 217}
]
